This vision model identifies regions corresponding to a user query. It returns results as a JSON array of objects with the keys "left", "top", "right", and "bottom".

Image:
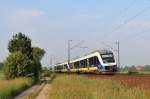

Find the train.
[{"left": 54, "top": 50, "right": 118, "bottom": 74}]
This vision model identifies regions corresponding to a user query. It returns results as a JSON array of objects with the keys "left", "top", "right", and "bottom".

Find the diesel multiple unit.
[{"left": 54, "top": 50, "right": 117, "bottom": 74}]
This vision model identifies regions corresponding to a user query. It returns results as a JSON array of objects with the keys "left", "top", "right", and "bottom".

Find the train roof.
[
  {"left": 84, "top": 50, "right": 113, "bottom": 55},
  {"left": 56, "top": 50, "right": 113, "bottom": 66}
]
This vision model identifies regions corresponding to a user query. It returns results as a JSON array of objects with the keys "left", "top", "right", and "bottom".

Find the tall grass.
[
  {"left": 0, "top": 71, "right": 5, "bottom": 80},
  {"left": 0, "top": 78, "right": 34, "bottom": 99},
  {"left": 46, "top": 75, "right": 149, "bottom": 99}
]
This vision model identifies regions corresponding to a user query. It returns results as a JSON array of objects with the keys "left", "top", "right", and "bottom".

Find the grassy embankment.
[
  {"left": 46, "top": 75, "right": 149, "bottom": 99},
  {"left": 0, "top": 78, "right": 34, "bottom": 99}
]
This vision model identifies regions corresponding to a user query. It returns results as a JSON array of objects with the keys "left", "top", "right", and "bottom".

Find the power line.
[
  {"left": 105, "top": 5, "right": 150, "bottom": 40},
  {"left": 101, "top": 0, "right": 137, "bottom": 39},
  {"left": 68, "top": 40, "right": 87, "bottom": 71},
  {"left": 121, "top": 28, "right": 150, "bottom": 43},
  {"left": 121, "top": 0, "right": 137, "bottom": 14}
]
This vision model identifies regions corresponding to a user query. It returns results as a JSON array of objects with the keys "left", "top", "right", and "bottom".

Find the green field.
[
  {"left": 0, "top": 78, "right": 34, "bottom": 99},
  {"left": 46, "top": 75, "right": 150, "bottom": 99}
]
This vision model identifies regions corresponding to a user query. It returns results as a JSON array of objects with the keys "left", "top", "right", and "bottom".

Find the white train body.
[{"left": 54, "top": 50, "right": 117, "bottom": 74}]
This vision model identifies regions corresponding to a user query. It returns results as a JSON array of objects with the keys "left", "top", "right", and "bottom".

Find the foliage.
[
  {"left": 8, "top": 32, "right": 32, "bottom": 58},
  {"left": 4, "top": 52, "right": 33, "bottom": 79},
  {"left": 0, "top": 78, "right": 34, "bottom": 99},
  {"left": 143, "top": 65, "right": 150, "bottom": 71},
  {"left": 41, "top": 67, "right": 52, "bottom": 77},
  {"left": 46, "top": 75, "right": 149, "bottom": 99},
  {"left": 4, "top": 32, "right": 45, "bottom": 79},
  {"left": 0, "top": 71, "right": 5, "bottom": 80},
  {"left": 31, "top": 47, "right": 45, "bottom": 78},
  {"left": 121, "top": 66, "right": 138, "bottom": 73},
  {"left": 128, "top": 71, "right": 139, "bottom": 75},
  {"left": 32, "top": 47, "right": 45, "bottom": 62},
  {"left": 0, "top": 62, "right": 4, "bottom": 70},
  {"left": 121, "top": 65, "right": 150, "bottom": 73}
]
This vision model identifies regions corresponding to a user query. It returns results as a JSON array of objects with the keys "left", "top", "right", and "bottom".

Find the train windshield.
[{"left": 101, "top": 54, "right": 115, "bottom": 63}]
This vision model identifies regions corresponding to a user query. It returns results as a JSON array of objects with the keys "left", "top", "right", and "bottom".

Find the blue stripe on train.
[{"left": 98, "top": 64, "right": 105, "bottom": 70}]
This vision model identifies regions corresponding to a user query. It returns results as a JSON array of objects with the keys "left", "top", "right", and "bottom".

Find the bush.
[
  {"left": 128, "top": 70, "right": 139, "bottom": 75},
  {"left": 4, "top": 52, "right": 33, "bottom": 79},
  {"left": 41, "top": 67, "right": 52, "bottom": 77}
]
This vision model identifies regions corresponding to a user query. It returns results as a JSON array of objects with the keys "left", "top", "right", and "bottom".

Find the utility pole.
[
  {"left": 67, "top": 40, "right": 87, "bottom": 69},
  {"left": 68, "top": 40, "right": 72, "bottom": 69},
  {"left": 50, "top": 55, "right": 53, "bottom": 67},
  {"left": 116, "top": 41, "right": 120, "bottom": 72}
]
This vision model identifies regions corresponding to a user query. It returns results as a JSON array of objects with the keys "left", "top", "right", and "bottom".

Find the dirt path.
[
  {"left": 36, "top": 78, "right": 51, "bottom": 99},
  {"left": 14, "top": 82, "right": 41, "bottom": 99}
]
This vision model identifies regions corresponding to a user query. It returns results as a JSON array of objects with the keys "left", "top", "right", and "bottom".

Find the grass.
[
  {"left": 0, "top": 71, "right": 5, "bottom": 80},
  {"left": 46, "top": 75, "right": 149, "bottom": 99},
  {"left": 0, "top": 78, "right": 34, "bottom": 99},
  {"left": 140, "top": 71, "right": 150, "bottom": 75}
]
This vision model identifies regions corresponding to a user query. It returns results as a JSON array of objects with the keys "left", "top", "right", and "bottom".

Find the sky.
[{"left": 0, "top": 0, "right": 150, "bottom": 67}]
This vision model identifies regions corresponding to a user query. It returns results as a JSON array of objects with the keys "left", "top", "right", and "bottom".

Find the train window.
[
  {"left": 101, "top": 54, "right": 115, "bottom": 63},
  {"left": 64, "top": 64, "right": 68, "bottom": 69},
  {"left": 93, "top": 56, "right": 100, "bottom": 65},
  {"left": 80, "top": 59, "right": 88, "bottom": 68},
  {"left": 56, "top": 66, "right": 59, "bottom": 70},
  {"left": 58, "top": 65, "right": 63, "bottom": 70},
  {"left": 61, "top": 65, "right": 63, "bottom": 69},
  {"left": 74, "top": 61, "right": 79, "bottom": 68},
  {"left": 89, "top": 57, "right": 94, "bottom": 67},
  {"left": 54, "top": 67, "right": 57, "bottom": 70},
  {"left": 89, "top": 56, "right": 100, "bottom": 67},
  {"left": 58, "top": 66, "right": 60, "bottom": 70},
  {"left": 56, "top": 66, "right": 58, "bottom": 70},
  {"left": 70, "top": 63, "right": 74, "bottom": 69}
]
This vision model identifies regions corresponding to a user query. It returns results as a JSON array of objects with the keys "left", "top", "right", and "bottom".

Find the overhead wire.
[
  {"left": 105, "top": 4, "right": 150, "bottom": 40},
  {"left": 101, "top": 0, "right": 136, "bottom": 41}
]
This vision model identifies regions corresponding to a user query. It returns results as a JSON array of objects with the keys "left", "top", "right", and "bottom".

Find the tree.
[
  {"left": 32, "top": 47, "right": 45, "bottom": 61},
  {"left": 0, "top": 62, "right": 4, "bottom": 70},
  {"left": 4, "top": 52, "right": 33, "bottom": 79},
  {"left": 8, "top": 32, "right": 32, "bottom": 58},
  {"left": 143, "top": 65, "right": 150, "bottom": 71},
  {"left": 31, "top": 47, "right": 45, "bottom": 78},
  {"left": 4, "top": 33, "right": 45, "bottom": 79}
]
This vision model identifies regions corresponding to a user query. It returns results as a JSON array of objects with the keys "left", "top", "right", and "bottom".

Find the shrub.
[
  {"left": 128, "top": 70, "right": 139, "bottom": 75},
  {"left": 4, "top": 52, "right": 33, "bottom": 79}
]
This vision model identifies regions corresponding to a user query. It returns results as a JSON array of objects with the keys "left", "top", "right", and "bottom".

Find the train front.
[{"left": 98, "top": 51, "right": 117, "bottom": 74}]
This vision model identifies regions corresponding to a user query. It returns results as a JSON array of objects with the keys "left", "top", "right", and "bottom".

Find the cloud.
[
  {"left": 5, "top": 9, "right": 45, "bottom": 24},
  {"left": 2, "top": 9, "right": 46, "bottom": 33},
  {"left": 17, "top": 9, "right": 44, "bottom": 17},
  {"left": 11, "top": 9, "right": 45, "bottom": 20},
  {"left": 70, "top": 14, "right": 101, "bottom": 21}
]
